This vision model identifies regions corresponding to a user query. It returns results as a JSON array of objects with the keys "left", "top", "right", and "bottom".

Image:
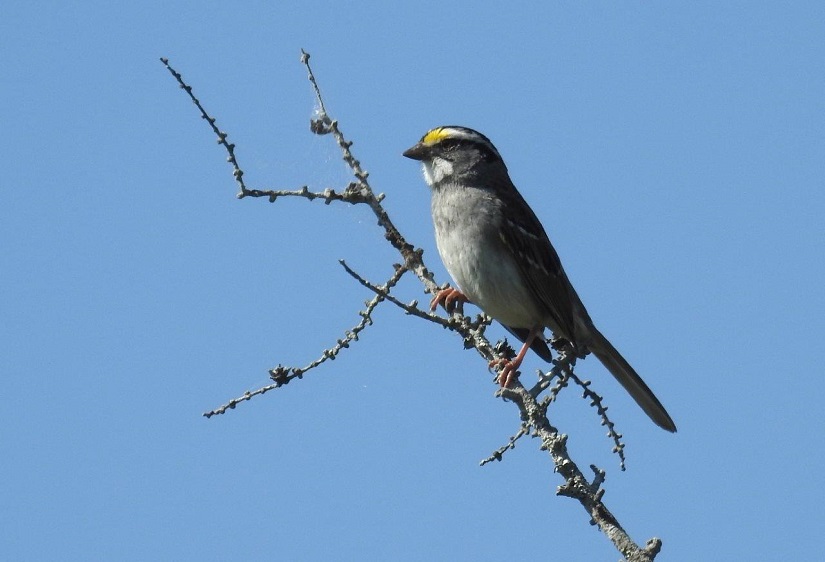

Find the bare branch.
[
  {"left": 569, "top": 371, "right": 627, "bottom": 471},
  {"left": 501, "top": 357, "right": 659, "bottom": 561},
  {"left": 240, "top": 183, "right": 382, "bottom": 205},
  {"left": 160, "top": 58, "right": 249, "bottom": 196},
  {"left": 162, "top": 51, "right": 665, "bottom": 560},
  {"left": 531, "top": 341, "right": 628, "bottom": 470},
  {"left": 480, "top": 424, "right": 529, "bottom": 466},
  {"left": 203, "top": 264, "right": 406, "bottom": 418}
]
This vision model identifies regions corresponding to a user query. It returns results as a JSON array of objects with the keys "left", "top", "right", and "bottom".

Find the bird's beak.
[{"left": 402, "top": 142, "right": 429, "bottom": 161}]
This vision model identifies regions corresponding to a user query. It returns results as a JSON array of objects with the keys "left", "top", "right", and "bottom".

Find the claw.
[
  {"left": 429, "top": 286, "right": 469, "bottom": 313},
  {"left": 490, "top": 325, "right": 543, "bottom": 388},
  {"left": 489, "top": 357, "right": 520, "bottom": 388}
]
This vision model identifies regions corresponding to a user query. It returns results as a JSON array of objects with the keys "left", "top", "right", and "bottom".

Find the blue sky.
[{"left": 2, "top": 2, "right": 823, "bottom": 560}]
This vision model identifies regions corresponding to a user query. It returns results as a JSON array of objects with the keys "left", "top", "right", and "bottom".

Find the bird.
[{"left": 402, "top": 126, "right": 676, "bottom": 432}]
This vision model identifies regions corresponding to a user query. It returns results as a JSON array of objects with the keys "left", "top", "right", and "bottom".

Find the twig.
[
  {"left": 480, "top": 425, "right": 529, "bottom": 466},
  {"left": 203, "top": 265, "right": 406, "bottom": 418},
  {"left": 239, "top": 183, "right": 382, "bottom": 204},
  {"left": 568, "top": 371, "right": 627, "bottom": 471},
  {"left": 160, "top": 58, "right": 248, "bottom": 196},
  {"left": 532, "top": 345, "right": 628, "bottom": 470}
]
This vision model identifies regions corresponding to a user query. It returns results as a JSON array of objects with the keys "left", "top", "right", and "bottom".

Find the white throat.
[{"left": 422, "top": 157, "right": 454, "bottom": 187}]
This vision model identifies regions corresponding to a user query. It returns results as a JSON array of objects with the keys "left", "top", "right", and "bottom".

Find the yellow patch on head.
[{"left": 422, "top": 127, "right": 452, "bottom": 145}]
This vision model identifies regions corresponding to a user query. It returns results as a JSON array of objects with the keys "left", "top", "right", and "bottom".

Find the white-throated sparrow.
[{"left": 404, "top": 126, "right": 676, "bottom": 432}]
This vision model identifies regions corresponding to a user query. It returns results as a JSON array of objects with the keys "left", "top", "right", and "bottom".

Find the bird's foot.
[
  {"left": 429, "top": 286, "right": 469, "bottom": 314},
  {"left": 490, "top": 330, "right": 538, "bottom": 388},
  {"left": 489, "top": 358, "right": 520, "bottom": 388}
]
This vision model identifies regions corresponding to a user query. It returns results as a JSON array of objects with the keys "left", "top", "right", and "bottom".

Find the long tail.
[{"left": 586, "top": 326, "right": 677, "bottom": 432}]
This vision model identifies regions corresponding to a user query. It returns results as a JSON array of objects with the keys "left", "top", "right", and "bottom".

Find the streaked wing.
[{"left": 495, "top": 179, "right": 577, "bottom": 341}]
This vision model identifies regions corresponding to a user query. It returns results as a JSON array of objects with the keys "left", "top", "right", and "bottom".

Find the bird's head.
[{"left": 403, "top": 126, "right": 505, "bottom": 187}]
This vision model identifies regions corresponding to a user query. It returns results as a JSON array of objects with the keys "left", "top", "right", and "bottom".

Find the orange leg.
[
  {"left": 491, "top": 326, "right": 541, "bottom": 388},
  {"left": 429, "top": 286, "right": 469, "bottom": 313}
]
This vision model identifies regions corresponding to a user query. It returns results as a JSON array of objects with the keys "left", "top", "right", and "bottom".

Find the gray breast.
[{"left": 430, "top": 184, "right": 544, "bottom": 328}]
